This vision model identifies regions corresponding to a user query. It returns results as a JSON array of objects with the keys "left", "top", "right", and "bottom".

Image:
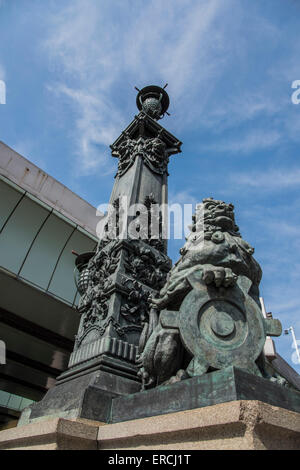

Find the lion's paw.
[{"left": 202, "top": 265, "right": 237, "bottom": 288}]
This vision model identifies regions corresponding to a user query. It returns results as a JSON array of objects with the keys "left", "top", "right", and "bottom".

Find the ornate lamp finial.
[{"left": 135, "top": 85, "right": 170, "bottom": 120}]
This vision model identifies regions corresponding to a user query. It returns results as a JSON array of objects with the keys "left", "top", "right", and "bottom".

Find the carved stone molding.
[
  {"left": 112, "top": 136, "right": 169, "bottom": 178},
  {"left": 110, "top": 113, "right": 182, "bottom": 179},
  {"left": 69, "top": 335, "right": 139, "bottom": 368}
]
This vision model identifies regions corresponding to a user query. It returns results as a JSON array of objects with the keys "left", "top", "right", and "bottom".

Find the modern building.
[{"left": 0, "top": 141, "right": 98, "bottom": 429}]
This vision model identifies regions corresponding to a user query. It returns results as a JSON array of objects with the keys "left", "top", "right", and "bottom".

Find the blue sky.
[{"left": 0, "top": 0, "right": 300, "bottom": 372}]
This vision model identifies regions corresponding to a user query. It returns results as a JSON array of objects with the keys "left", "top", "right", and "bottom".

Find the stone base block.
[
  {"left": 19, "top": 367, "right": 300, "bottom": 428},
  {"left": 19, "top": 365, "right": 140, "bottom": 426},
  {"left": 0, "top": 400, "right": 300, "bottom": 450},
  {"left": 0, "top": 418, "right": 99, "bottom": 450},
  {"left": 110, "top": 366, "right": 300, "bottom": 423},
  {"left": 98, "top": 400, "right": 300, "bottom": 450}
]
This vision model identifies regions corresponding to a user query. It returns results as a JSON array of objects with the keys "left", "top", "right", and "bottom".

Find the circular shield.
[{"left": 178, "top": 275, "right": 266, "bottom": 371}]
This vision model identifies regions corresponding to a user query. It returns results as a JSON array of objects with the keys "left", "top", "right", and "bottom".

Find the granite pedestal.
[
  {"left": 19, "top": 366, "right": 300, "bottom": 427},
  {"left": 1, "top": 400, "right": 300, "bottom": 450}
]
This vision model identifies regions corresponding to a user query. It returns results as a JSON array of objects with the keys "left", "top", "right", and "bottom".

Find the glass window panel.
[
  {"left": 0, "top": 180, "right": 23, "bottom": 231},
  {"left": 7, "top": 394, "right": 22, "bottom": 410},
  {"left": 0, "top": 390, "right": 10, "bottom": 407},
  {"left": 0, "top": 196, "right": 49, "bottom": 273},
  {"left": 19, "top": 213, "right": 73, "bottom": 290}
]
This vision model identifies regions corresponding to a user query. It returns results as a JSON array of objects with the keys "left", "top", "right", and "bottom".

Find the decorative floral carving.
[
  {"left": 125, "top": 243, "right": 170, "bottom": 290},
  {"left": 143, "top": 193, "right": 165, "bottom": 251},
  {"left": 77, "top": 243, "right": 120, "bottom": 340},
  {"left": 121, "top": 280, "right": 151, "bottom": 325},
  {"left": 112, "top": 132, "right": 171, "bottom": 178},
  {"left": 142, "top": 135, "right": 168, "bottom": 174},
  {"left": 111, "top": 133, "right": 137, "bottom": 177}
]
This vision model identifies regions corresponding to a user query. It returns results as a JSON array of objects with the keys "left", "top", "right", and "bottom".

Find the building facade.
[{"left": 0, "top": 141, "right": 98, "bottom": 428}]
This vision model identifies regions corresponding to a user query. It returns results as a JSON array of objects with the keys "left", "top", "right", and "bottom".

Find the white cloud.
[
  {"left": 43, "top": 0, "right": 236, "bottom": 174},
  {"left": 124, "top": 0, "right": 228, "bottom": 97},
  {"left": 231, "top": 167, "right": 300, "bottom": 190},
  {"left": 41, "top": 0, "right": 300, "bottom": 183},
  {"left": 205, "top": 129, "right": 281, "bottom": 154},
  {"left": 202, "top": 91, "right": 282, "bottom": 133},
  {"left": 169, "top": 190, "right": 198, "bottom": 207},
  {"left": 48, "top": 83, "right": 122, "bottom": 175}
]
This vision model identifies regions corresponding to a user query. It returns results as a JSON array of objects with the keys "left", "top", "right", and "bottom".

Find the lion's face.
[
  {"left": 180, "top": 198, "right": 240, "bottom": 256},
  {"left": 179, "top": 197, "right": 260, "bottom": 284},
  {"left": 202, "top": 198, "right": 238, "bottom": 233}
]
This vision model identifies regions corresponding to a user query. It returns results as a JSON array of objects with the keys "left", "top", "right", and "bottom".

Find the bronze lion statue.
[{"left": 136, "top": 198, "right": 284, "bottom": 390}]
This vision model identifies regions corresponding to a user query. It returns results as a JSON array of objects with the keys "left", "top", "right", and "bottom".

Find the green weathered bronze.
[
  {"left": 110, "top": 366, "right": 300, "bottom": 423},
  {"left": 137, "top": 198, "right": 285, "bottom": 389}
]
